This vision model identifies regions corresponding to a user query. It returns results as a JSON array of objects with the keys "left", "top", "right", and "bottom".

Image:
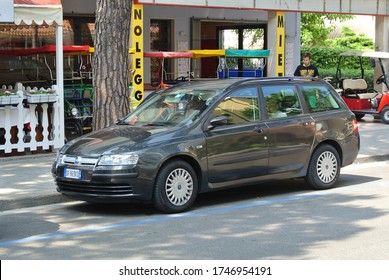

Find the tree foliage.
[
  {"left": 301, "top": 13, "right": 354, "bottom": 46},
  {"left": 300, "top": 13, "right": 375, "bottom": 80},
  {"left": 301, "top": 27, "right": 374, "bottom": 70},
  {"left": 327, "top": 26, "right": 374, "bottom": 49},
  {"left": 93, "top": 0, "right": 132, "bottom": 130}
]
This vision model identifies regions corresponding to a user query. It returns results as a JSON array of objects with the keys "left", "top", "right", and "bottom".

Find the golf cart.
[{"left": 335, "top": 51, "right": 389, "bottom": 123}]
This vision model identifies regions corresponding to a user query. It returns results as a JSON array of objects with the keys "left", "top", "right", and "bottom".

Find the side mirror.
[
  {"left": 370, "top": 58, "right": 376, "bottom": 68},
  {"left": 208, "top": 115, "right": 229, "bottom": 129}
]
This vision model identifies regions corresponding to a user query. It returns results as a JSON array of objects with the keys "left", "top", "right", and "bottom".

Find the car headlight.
[
  {"left": 57, "top": 153, "right": 64, "bottom": 163},
  {"left": 98, "top": 154, "right": 139, "bottom": 166},
  {"left": 54, "top": 153, "right": 65, "bottom": 168}
]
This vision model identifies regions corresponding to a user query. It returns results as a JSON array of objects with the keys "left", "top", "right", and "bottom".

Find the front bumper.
[{"left": 52, "top": 156, "right": 154, "bottom": 203}]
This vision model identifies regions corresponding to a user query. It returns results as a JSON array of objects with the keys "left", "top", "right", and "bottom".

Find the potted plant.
[
  {"left": 0, "top": 89, "right": 20, "bottom": 106},
  {"left": 26, "top": 87, "right": 58, "bottom": 104}
]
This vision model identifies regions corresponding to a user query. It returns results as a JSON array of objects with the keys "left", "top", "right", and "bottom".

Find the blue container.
[
  {"left": 255, "top": 68, "right": 263, "bottom": 77},
  {"left": 217, "top": 68, "right": 229, "bottom": 79}
]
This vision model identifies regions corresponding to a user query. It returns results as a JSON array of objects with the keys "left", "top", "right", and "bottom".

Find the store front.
[
  {"left": 0, "top": 0, "right": 298, "bottom": 156},
  {"left": 138, "top": 4, "right": 294, "bottom": 84},
  {"left": 1, "top": 1, "right": 299, "bottom": 86},
  {"left": 0, "top": 0, "right": 64, "bottom": 156},
  {"left": 2, "top": 1, "right": 388, "bottom": 86}
]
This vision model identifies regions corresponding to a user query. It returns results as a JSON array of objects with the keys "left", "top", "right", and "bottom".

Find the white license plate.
[{"left": 64, "top": 168, "right": 81, "bottom": 179}]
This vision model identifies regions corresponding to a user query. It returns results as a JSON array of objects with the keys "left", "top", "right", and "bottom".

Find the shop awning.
[
  {"left": 0, "top": 45, "right": 89, "bottom": 56},
  {"left": 144, "top": 51, "right": 193, "bottom": 58},
  {"left": 14, "top": 0, "right": 63, "bottom": 25},
  {"left": 187, "top": 49, "right": 225, "bottom": 58},
  {"left": 225, "top": 49, "right": 270, "bottom": 58}
]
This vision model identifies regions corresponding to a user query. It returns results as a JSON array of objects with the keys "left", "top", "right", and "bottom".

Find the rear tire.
[
  {"left": 380, "top": 107, "right": 389, "bottom": 124},
  {"left": 305, "top": 144, "right": 340, "bottom": 190},
  {"left": 153, "top": 160, "right": 198, "bottom": 213}
]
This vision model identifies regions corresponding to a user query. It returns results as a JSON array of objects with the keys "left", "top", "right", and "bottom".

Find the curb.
[
  {"left": 0, "top": 151, "right": 56, "bottom": 163},
  {"left": 353, "top": 154, "right": 389, "bottom": 164},
  {"left": 0, "top": 194, "right": 70, "bottom": 212}
]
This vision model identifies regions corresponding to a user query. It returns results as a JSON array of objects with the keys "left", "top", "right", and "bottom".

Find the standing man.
[{"left": 294, "top": 52, "right": 319, "bottom": 78}]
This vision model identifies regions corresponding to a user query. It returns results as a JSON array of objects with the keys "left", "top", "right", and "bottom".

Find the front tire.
[
  {"left": 380, "top": 106, "right": 389, "bottom": 124},
  {"left": 153, "top": 160, "right": 198, "bottom": 213},
  {"left": 305, "top": 144, "right": 340, "bottom": 190}
]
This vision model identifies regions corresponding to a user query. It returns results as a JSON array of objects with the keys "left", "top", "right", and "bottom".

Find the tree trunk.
[{"left": 93, "top": 0, "right": 132, "bottom": 130}]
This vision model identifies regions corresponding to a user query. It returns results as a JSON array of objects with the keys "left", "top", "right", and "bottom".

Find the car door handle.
[
  {"left": 253, "top": 127, "right": 264, "bottom": 133},
  {"left": 299, "top": 120, "right": 310, "bottom": 126}
]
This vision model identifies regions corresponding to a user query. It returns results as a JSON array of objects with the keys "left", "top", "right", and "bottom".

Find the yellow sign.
[
  {"left": 131, "top": 4, "right": 144, "bottom": 106},
  {"left": 276, "top": 11, "right": 285, "bottom": 76}
]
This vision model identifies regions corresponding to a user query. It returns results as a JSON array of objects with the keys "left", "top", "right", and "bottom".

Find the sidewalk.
[
  {"left": 1, "top": 118, "right": 388, "bottom": 211},
  {"left": 0, "top": 152, "right": 66, "bottom": 211}
]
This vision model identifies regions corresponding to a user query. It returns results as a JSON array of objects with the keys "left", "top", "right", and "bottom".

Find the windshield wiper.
[
  {"left": 116, "top": 120, "right": 129, "bottom": 125},
  {"left": 144, "top": 122, "right": 169, "bottom": 127},
  {"left": 115, "top": 117, "right": 130, "bottom": 125}
]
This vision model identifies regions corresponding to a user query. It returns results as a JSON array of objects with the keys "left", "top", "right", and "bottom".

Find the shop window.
[
  {"left": 218, "top": 26, "right": 266, "bottom": 76},
  {"left": 150, "top": 19, "right": 173, "bottom": 85},
  {"left": 0, "top": 20, "right": 76, "bottom": 49}
]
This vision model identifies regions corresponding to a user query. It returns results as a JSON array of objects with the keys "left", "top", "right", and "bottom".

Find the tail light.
[{"left": 352, "top": 118, "right": 359, "bottom": 133}]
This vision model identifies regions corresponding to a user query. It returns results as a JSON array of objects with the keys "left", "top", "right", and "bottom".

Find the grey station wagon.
[{"left": 52, "top": 77, "right": 360, "bottom": 213}]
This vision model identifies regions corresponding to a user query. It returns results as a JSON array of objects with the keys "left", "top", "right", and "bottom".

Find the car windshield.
[{"left": 122, "top": 82, "right": 228, "bottom": 126}]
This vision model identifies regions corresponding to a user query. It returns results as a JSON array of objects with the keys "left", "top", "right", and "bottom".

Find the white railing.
[{"left": 0, "top": 83, "right": 63, "bottom": 155}]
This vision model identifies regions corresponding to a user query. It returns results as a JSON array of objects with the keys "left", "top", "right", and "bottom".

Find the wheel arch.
[
  {"left": 151, "top": 154, "right": 203, "bottom": 213},
  {"left": 313, "top": 139, "right": 343, "bottom": 165},
  {"left": 154, "top": 154, "right": 204, "bottom": 193},
  {"left": 305, "top": 141, "right": 342, "bottom": 190}
]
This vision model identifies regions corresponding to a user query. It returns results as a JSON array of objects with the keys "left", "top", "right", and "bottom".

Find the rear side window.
[
  {"left": 262, "top": 85, "right": 303, "bottom": 119},
  {"left": 300, "top": 85, "right": 340, "bottom": 113}
]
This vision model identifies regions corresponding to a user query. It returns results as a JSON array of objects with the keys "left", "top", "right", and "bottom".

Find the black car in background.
[{"left": 52, "top": 77, "right": 360, "bottom": 213}]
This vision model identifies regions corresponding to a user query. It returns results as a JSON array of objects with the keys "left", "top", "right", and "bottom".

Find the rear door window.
[{"left": 261, "top": 85, "right": 303, "bottom": 119}]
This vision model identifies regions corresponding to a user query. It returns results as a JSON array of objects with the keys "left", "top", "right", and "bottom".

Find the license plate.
[{"left": 64, "top": 168, "right": 81, "bottom": 179}]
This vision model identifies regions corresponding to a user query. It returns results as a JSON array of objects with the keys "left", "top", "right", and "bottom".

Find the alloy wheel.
[
  {"left": 316, "top": 151, "right": 338, "bottom": 183},
  {"left": 165, "top": 168, "right": 194, "bottom": 206}
]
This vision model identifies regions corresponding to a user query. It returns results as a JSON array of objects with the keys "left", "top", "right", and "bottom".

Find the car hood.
[{"left": 62, "top": 125, "right": 170, "bottom": 156}]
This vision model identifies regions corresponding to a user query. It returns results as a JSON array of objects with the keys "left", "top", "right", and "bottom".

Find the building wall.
[
  {"left": 62, "top": 1, "right": 302, "bottom": 82},
  {"left": 142, "top": 5, "right": 300, "bottom": 82},
  {"left": 60, "top": 0, "right": 389, "bottom": 82},
  {"left": 62, "top": 0, "right": 96, "bottom": 14}
]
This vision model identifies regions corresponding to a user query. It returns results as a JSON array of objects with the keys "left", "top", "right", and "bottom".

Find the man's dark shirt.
[{"left": 294, "top": 64, "right": 319, "bottom": 77}]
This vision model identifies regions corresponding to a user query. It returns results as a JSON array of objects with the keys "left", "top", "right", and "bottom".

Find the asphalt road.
[{"left": 1, "top": 159, "right": 388, "bottom": 260}]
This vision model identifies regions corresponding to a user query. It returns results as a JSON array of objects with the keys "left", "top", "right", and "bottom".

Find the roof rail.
[{"left": 250, "top": 76, "right": 318, "bottom": 82}]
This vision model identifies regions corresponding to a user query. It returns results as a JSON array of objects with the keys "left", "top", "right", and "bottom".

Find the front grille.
[{"left": 62, "top": 155, "right": 98, "bottom": 166}]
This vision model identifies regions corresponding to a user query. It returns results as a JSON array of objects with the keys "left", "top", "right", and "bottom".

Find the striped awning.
[{"left": 13, "top": 0, "right": 63, "bottom": 26}]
